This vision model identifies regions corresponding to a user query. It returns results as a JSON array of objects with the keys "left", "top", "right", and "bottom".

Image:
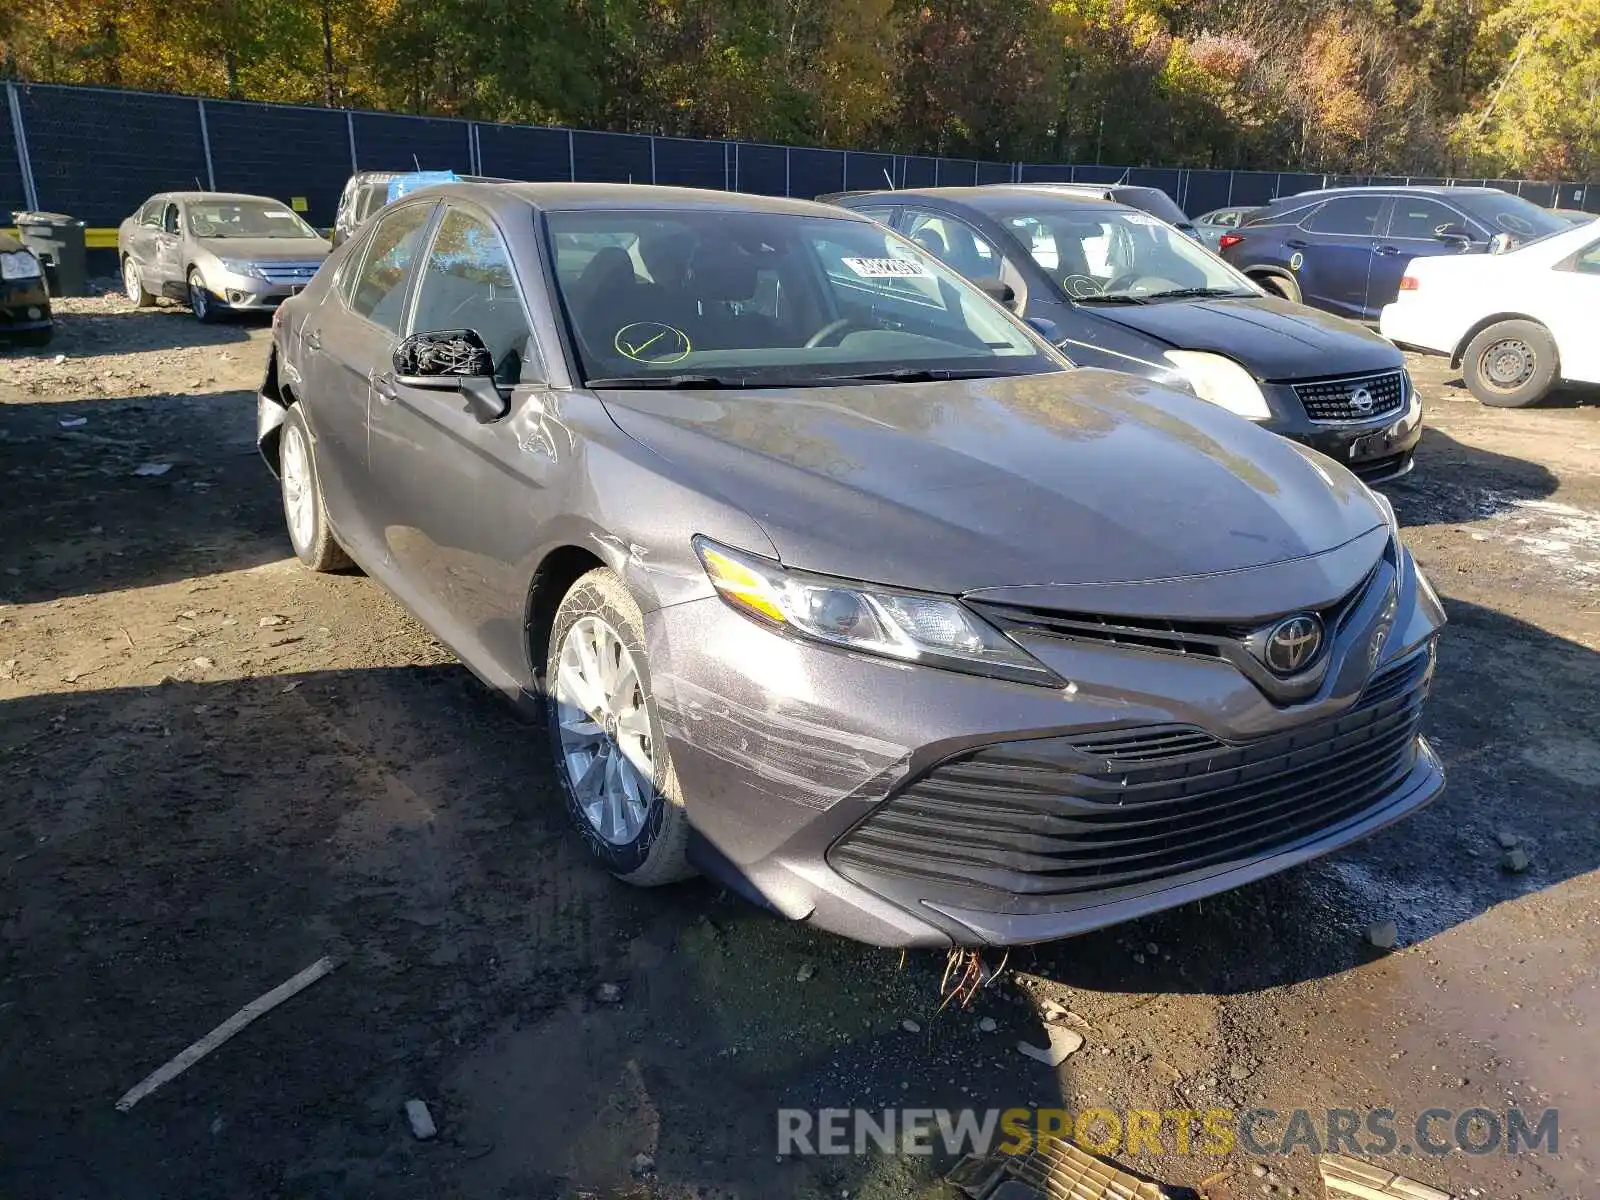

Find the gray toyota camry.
[{"left": 257, "top": 182, "right": 1446, "bottom": 947}]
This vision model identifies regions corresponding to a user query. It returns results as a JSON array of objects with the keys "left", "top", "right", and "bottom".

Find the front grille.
[
  {"left": 1292, "top": 370, "right": 1406, "bottom": 423},
  {"left": 830, "top": 647, "right": 1434, "bottom": 913},
  {"left": 256, "top": 262, "right": 321, "bottom": 286},
  {"left": 969, "top": 563, "right": 1377, "bottom": 662}
]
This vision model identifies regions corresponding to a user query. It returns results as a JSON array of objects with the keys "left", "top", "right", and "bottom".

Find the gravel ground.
[{"left": 1, "top": 293, "right": 1596, "bottom": 1200}]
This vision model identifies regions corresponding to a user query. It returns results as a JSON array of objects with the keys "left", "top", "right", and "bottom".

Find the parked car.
[
  {"left": 334, "top": 170, "right": 509, "bottom": 246},
  {"left": 0, "top": 232, "right": 52, "bottom": 347},
  {"left": 1194, "top": 205, "right": 1260, "bottom": 249},
  {"left": 1380, "top": 218, "right": 1600, "bottom": 407},
  {"left": 1218, "top": 186, "right": 1571, "bottom": 319},
  {"left": 117, "top": 192, "right": 330, "bottom": 322},
  {"left": 993, "top": 182, "right": 1200, "bottom": 240},
  {"left": 827, "top": 186, "right": 1422, "bottom": 483},
  {"left": 257, "top": 181, "right": 1445, "bottom": 947}
]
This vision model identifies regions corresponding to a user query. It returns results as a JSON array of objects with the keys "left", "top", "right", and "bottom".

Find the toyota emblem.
[
  {"left": 1261, "top": 614, "right": 1324, "bottom": 675},
  {"left": 1348, "top": 387, "right": 1375, "bottom": 414}
]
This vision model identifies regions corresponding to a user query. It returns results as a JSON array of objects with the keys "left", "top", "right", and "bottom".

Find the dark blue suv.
[{"left": 1219, "top": 186, "right": 1570, "bottom": 320}]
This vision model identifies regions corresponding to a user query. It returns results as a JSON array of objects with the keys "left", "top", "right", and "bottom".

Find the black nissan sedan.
[{"left": 828, "top": 187, "right": 1423, "bottom": 484}]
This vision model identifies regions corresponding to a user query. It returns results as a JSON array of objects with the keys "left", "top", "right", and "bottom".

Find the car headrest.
[
  {"left": 685, "top": 244, "right": 758, "bottom": 301},
  {"left": 912, "top": 228, "right": 947, "bottom": 257},
  {"left": 576, "top": 246, "right": 636, "bottom": 296}
]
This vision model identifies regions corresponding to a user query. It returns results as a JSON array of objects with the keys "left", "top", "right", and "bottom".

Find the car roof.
[
  {"left": 831, "top": 186, "right": 1127, "bottom": 213},
  {"left": 1279, "top": 185, "right": 1506, "bottom": 202},
  {"left": 420, "top": 180, "right": 868, "bottom": 220},
  {"left": 153, "top": 191, "right": 293, "bottom": 205}
]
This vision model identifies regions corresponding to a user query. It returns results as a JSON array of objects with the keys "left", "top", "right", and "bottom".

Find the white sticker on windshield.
[
  {"left": 1121, "top": 212, "right": 1163, "bottom": 226},
  {"left": 841, "top": 257, "right": 932, "bottom": 279},
  {"left": 264, "top": 211, "right": 295, "bottom": 219}
]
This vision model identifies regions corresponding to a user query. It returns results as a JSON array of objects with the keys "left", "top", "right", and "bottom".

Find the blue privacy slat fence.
[{"left": 4, "top": 80, "right": 1596, "bottom": 230}]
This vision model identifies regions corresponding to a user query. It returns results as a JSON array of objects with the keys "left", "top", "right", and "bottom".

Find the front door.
[
  {"left": 1368, "top": 196, "right": 1483, "bottom": 312},
  {"left": 302, "top": 200, "right": 438, "bottom": 562},
  {"left": 365, "top": 202, "right": 553, "bottom": 677},
  {"left": 152, "top": 202, "right": 184, "bottom": 289},
  {"left": 1294, "top": 195, "right": 1390, "bottom": 318}
]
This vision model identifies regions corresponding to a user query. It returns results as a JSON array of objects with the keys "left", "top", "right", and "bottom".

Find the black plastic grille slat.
[
  {"left": 832, "top": 648, "right": 1434, "bottom": 905},
  {"left": 1292, "top": 370, "right": 1407, "bottom": 422}
]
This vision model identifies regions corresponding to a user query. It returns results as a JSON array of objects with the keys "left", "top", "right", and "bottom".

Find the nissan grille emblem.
[
  {"left": 1262, "top": 614, "right": 1323, "bottom": 675},
  {"left": 1348, "top": 386, "right": 1375, "bottom": 414}
]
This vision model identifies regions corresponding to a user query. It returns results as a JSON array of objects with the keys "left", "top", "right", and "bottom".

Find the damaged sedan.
[{"left": 257, "top": 182, "right": 1446, "bottom": 947}]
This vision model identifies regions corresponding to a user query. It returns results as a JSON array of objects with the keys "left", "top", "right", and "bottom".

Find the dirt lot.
[{"left": 2, "top": 294, "right": 1597, "bottom": 1200}]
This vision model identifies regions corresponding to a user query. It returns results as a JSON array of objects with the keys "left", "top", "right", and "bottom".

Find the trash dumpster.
[{"left": 12, "top": 212, "right": 88, "bottom": 298}]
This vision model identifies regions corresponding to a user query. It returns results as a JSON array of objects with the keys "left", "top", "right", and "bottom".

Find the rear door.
[
  {"left": 302, "top": 199, "right": 438, "bottom": 561},
  {"left": 1294, "top": 195, "right": 1391, "bottom": 317},
  {"left": 1548, "top": 236, "right": 1600, "bottom": 382},
  {"left": 1369, "top": 196, "right": 1484, "bottom": 311}
]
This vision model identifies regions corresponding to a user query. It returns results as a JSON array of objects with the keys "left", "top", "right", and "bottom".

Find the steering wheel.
[
  {"left": 805, "top": 317, "right": 871, "bottom": 348},
  {"left": 1103, "top": 273, "right": 1178, "bottom": 296},
  {"left": 1059, "top": 274, "right": 1104, "bottom": 299}
]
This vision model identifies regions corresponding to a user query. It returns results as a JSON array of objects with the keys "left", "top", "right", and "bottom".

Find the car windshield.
[
  {"left": 544, "top": 209, "right": 1055, "bottom": 386},
  {"left": 1454, "top": 193, "right": 1569, "bottom": 243},
  {"left": 1002, "top": 207, "right": 1257, "bottom": 301},
  {"left": 188, "top": 200, "right": 318, "bottom": 239}
]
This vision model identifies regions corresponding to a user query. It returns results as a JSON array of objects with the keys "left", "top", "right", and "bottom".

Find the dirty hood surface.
[
  {"left": 194, "top": 235, "right": 330, "bottom": 261},
  {"left": 599, "top": 369, "right": 1386, "bottom": 595},
  {"left": 1087, "top": 294, "right": 1400, "bottom": 381}
]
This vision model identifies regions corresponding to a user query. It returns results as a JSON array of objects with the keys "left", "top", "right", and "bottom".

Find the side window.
[
  {"left": 903, "top": 210, "right": 1005, "bottom": 280},
  {"left": 161, "top": 203, "right": 180, "bottom": 235},
  {"left": 1570, "top": 239, "right": 1600, "bottom": 275},
  {"left": 1386, "top": 198, "right": 1466, "bottom": 240},
  {"left": 1305, "top": 196, "right": 1386, "bottom": 237},
  {"left": 139, "top": 199, "right": 164, "bottom": 228},
  {"left": 411, "top": 207, "right": 536, "bottom": 385},
  {"left": 853, "top": 206, "right": 896, "bottom": 225},
  {"left": 349, "top": 203, "right": 434, "bottom": 332},
  {"left": 1215, "top": 211, "right": 1241, "bottom": 228}
]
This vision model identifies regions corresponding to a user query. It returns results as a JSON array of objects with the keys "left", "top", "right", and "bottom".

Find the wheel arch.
[
  {"left": 1450, "top": 312, "right": 1551, "bottom": 369},
  {"left": 525, "top": 545, "right": 609, "bottom": 696}
]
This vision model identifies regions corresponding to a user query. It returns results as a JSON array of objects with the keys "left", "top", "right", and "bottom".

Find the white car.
[{"left": 1380, "top": 218, "right": 1600, "bottom": 407}]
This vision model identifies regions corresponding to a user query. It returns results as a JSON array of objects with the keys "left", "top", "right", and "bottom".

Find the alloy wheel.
[
  {"left": 189, "top": 274, "right": 209, "bottom": 319},
  {"left": 279, "top": 423, "right": 315, "bottom": 551},
  {"left": 554, "top": 615, "right": 657, "bottom": 845},
  {"left": 123, "top": 258, "right": 141, "bottom": 304}
]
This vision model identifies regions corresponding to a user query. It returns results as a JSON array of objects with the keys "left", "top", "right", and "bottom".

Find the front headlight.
[
  {"left": 1163, "top": 350, "right": 1272, "bottom": 420},
  {"left": 694, "top": 537, "right": 1060, "bottom": 686},
  {"left": 0, "top": 250, "right": 42, "bottom": 281},
  {"left": 217, "top": 259, "right": 262, "bottom": 279}
]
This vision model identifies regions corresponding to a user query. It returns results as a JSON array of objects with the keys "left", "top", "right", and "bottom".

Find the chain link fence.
[{"left": 4, "top": 80, "right": 1596, "bottom": 231}]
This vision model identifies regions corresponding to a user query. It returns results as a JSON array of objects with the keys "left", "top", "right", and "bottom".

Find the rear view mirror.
[
  {"left": 393, "top": 328, "right": 508, "bottom": 423},
  {"left": 973, "top": 276, "right": 1016, "bottom": 310},
  {"left": 1026, "top": 316, "right": 1060, "bottom": 341}
]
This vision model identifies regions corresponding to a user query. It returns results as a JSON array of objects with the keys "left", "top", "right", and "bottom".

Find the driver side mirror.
[
  {"left": 393, "top": 328, "right": 509, "bottom": 424},
  {"left": 1488, "top": 232, "right": 1515, "bottom": 255},
  {"left": 972, "top": 276, "right": 1017, "bottom": 310}
]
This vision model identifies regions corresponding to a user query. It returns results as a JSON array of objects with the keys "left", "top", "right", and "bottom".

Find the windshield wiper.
[
  {"left": 1074, "top": 293, "right": 1149, "bottom": 305},
  {"left": 585, "top": 374, "right": 755, "bottom": 389},
  {"left": 813, "top": 367, "right": 1013, "bottom": 384},
  {"left": 1139, "top": 286, "right": 1256, "bottom": 300}
]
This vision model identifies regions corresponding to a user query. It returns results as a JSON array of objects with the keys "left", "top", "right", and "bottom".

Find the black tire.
[
  {"left": 188, "top": 269, "right": 222, "bottom": 323},
  {"left": 122, "top": 256, "right": 156, "bottom": 308},
  {"left": 1462, "top": 319, "right": 1558, "bottom": 408},
  {"left": 277, "top": 406, "right": 351, "bottom": 572},
  {"left": 1255, "top": 271, "right": 1302, "bottom": 304},
  {"left": 545, "top": 567, "right": 693, "bottom": 886}
]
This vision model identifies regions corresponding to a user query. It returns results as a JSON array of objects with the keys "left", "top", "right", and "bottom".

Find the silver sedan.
[{"left": 116, "top": 192, "right": 330, "bottom": 322}]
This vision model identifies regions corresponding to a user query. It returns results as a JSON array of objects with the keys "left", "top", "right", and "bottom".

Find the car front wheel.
[
  {"left": 1462, "top": 319, "right": 1559, "bottom": 408},
  {"left": 123, "top": 257, "right": 156, "bottom": 307},
  {"left": 277, "top": 406, "right": 351, "bottom": 572},
  {"left": 188, "top": 270, "right": 221, "bottom": 323},
  {"left": 546, "top": 567, "right": 693, "bottom": 886}
]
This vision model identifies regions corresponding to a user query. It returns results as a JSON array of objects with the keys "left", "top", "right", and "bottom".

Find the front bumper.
[
  {"left": 646, "top": 545, "right": 1446, "bottom": 947},
  {"left": 201, "top": 266, "right": 312, "bottom": 310},
  {"left": 1262, "top": 380, "right": 1423, "bottom": 486},
  {"left": 0, "top": 277, "right": 53, "bottom": 334}
]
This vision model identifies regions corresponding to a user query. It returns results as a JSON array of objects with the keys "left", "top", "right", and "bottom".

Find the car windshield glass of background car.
[
  {"left": 542, "top": 209, "right": 1052, "bottom": 386},
  {"left": 188, "top": 200, "right": 319, "bottom": 239},
  {"left": 1004, "top": 208, "right": 1256, "bottom": 300},
  {"left": 1453, "top": 193, "right": 1570, "bottom": 243}
]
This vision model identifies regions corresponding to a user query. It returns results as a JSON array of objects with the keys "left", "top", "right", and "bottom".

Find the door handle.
[
  {"left": 371, "top": 371, "right": 398, "bottom": 403},
  {"left": 304, "top": 328, "right": 322, "bottom": 352},
  {"left": 1375, "top": 245, "right": 1403, "bottom": 256},
  {"left": 1285, "top": 238, "right": 1308, "bottom": 249}
]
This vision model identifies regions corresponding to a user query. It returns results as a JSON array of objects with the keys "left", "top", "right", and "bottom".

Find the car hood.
[
  {"left": 194, "top": 236, "right": 330, "bottom": 260},
  {"left": 599, "top": 369, "right": 1386, "bottom": 595},
  {"left": 1084, "top": 295, "right": 1399, "bottom": 381}
]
